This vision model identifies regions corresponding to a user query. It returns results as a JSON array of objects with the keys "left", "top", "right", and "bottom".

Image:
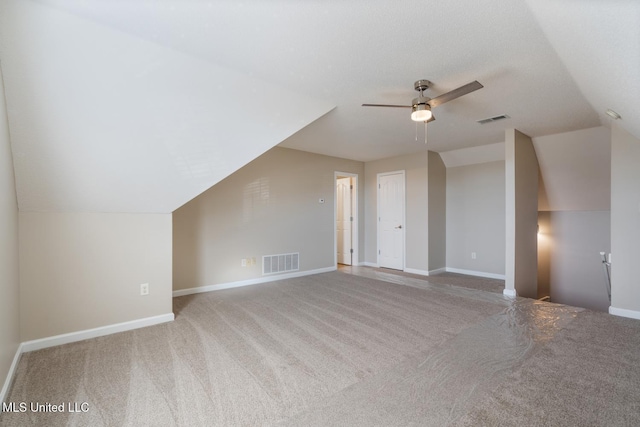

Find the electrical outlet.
[
  {"left": 140, "top": 283, "right": 149, "bottom": 296},
  {"left": 471, "top": 252, "right": 477, "bottom": 260},
  {"left": 241, "top": 258, "right": 247, "bottom": 267}
]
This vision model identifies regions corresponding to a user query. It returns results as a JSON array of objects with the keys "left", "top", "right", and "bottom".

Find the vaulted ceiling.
[{"left": 0, "top": 0, "right": 637, "bottom": 213}]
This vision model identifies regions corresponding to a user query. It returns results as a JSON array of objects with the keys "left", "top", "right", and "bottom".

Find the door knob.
[{"left": 394, "top": 225, "right": 402, "bottom": 229}]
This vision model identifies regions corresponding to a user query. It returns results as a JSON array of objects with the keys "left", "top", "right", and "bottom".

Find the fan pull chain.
[
  {"left": 415, "top": 121, "right": 418, "bottom": 142},
  {"left": 424, "top": 122, "right": 428, "bottom": 145}
]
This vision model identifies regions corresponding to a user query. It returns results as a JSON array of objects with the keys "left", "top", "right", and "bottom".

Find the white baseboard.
[
  {"left": 404, "top": 268, "right": 429, "bottom": 277},
  {"left": 428, "top": 268, "right": 446, "bottom": 275},
  {"left": 1, "top": 343, "right": 24, "bottom": 405},
  {"left": 445, "top": 267, "right": 506, "bottom": 280},
  {"left": 362, "top": 262, "right": 379, "bottom": 268},
  {"left": 609, "top": 306, "right": 640, "bottom": 320},
  {"left": 503, "top": 288, "right": 517, "bottom": 298},
  {"left": 173, "top": 266, "right": 337, "bottom": 297},
  {"left": 2, "top": 313, "right": 174, "bottom": 403},
  {"left": 21, "top": 313, "right": 175, "bottom": 353}
]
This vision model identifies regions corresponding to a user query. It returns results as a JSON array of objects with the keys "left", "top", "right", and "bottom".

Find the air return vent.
[
  {"left": 476, "top": 114, "right": 510, "bottom": 124},
  {"left": 263, "top": 252, "right": 299, "bottom": 275}
]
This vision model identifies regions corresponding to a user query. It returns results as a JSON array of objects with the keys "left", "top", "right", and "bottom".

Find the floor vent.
[
  {"left": 476, "top": 114, "right": 510, "bottom": 124},
  {"left": 263, "top": 253, "right": 299, "bottom": 275}
]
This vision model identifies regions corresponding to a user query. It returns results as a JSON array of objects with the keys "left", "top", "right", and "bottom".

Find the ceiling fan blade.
[
  {"left": 362, "top": 103, "right": 412, "bottom": 108},
  {"left": 427, "top": 81, "right": 483, "bottom": 108}
]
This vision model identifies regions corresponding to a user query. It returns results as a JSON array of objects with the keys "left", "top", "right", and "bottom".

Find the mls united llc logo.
[{"left": 2, "top": 402, "right": 89, "bottom": 413}]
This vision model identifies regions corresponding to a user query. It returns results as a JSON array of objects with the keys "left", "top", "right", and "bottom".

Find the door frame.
[
  {"left": 377, "top": 170, "right": 406, "bottom": 270},
  {"left": 334, "top": 171, "right": 358, "bottom": 267}
]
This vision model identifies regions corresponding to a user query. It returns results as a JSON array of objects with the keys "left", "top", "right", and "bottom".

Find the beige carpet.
[{"left": 2, "top": 271, "right": 640, "bottom": 426}]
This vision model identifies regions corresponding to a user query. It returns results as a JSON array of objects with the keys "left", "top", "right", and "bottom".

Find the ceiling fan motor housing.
[{"left": 412, "top": 95, "right": 431, "bottom": 108}]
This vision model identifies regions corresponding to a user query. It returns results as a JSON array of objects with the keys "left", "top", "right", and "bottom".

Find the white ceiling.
[{"left": 0, "top": 0, "right": 637, "bottom": 213}]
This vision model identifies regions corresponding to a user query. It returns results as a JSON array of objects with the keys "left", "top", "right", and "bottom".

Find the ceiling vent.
[{"left": 476, "top": 114, "right": 510, "bottom": 125}]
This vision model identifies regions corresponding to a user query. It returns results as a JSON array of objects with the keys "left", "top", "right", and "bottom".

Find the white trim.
[
  {"left": 362, "top": 262, "right": 379, "bottom": 268},
  {"left": 404, "top": 268, "right": 429, "bottom": 277},
  {"left": 503, "top": 288, "right": 517, "bottom": 298},
  {"left": 1, "top": 343, "right": 24, "bottom": 405},
  {"left": 334, "top": 172, "right": 359, "bottom": 267},
  {"left": 428, "top": 267, "right": 447, "bottom": 275},
  {"left": 173, "top": 266, "right": 336, "bottom": 297},
  {"left": 21, "top": 313, "right": 175, "bottom": 353},
  {"left": 445, "top": 267, "right": 506, "bottom": 280},
  {"left": 609, "top": 306, "right": 640, "bottom": 320}
]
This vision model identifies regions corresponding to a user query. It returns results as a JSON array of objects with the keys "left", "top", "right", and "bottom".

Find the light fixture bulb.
[{"left": 411, "top": 104, "right": 432, "bottom": 122}]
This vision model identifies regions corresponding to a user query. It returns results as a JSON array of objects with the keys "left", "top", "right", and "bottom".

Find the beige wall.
[
  {"left": 428, "top": 151, "right": 446, "bottom": 272},
  {"left": 610, "top": 124, "right": 640, "bottom": 314},
  {"left": 0, "top": 64, "right": 20, "bottom": 399},
  {"left": 505, "top": 129, "right": 539, "bottom": 298},
  {"left": 364, "top": 152, "right": 429, "bottom": 273},
  {"left": 446, "top": 160, "right": 505, "bottom": 275},
  {"left": 19, "top": 212, "right": 172, "bottom": 341},
  {"left": 173, "top": 147, "right": 364, "bottom": 290}
]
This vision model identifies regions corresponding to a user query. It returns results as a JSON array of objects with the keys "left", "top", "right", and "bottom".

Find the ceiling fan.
[{"left": 362, "top": 79, "right": 483, "bottom": 123}]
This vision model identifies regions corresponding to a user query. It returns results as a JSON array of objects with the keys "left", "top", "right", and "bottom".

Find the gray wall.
[
  {"left": 538, "top": 211, "right": 611, "bottom": 311},
  {"left": 0, "top": 64, "right": 20, "bottom": 401},
  {"left": 505, "top": 129, "right": 539, "bottom": 298},
  {"left": 610, "top": 124, "right": 640, "bottom": 315},
  {"left": 428, "top": 151, "right": 446, "bottom": 272},
  {"left": 19, "top": 212, "right": 173, "bottom": 341},
  {"left": 446, "top": 160, "right": 505, "bottom": 275},
  {"left": 173, "top": 147, "right": 365, "bottom": 290},
  {"left": 364, "top": 152, "right": 428, "bottom": 273},
  {"left": 535, "top": 126, "right": 610, "bottom": 211}
]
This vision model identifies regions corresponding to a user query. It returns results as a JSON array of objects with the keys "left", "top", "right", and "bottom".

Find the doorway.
[
  {"left": 335, "top": 172, "right": 358, "bottom": 266},
  {"left": 377, "top": 171, "right": 405, "bottom": 270}
]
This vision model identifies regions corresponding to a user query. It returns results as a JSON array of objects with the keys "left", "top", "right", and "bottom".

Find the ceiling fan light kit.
[{"left": 411, "top": 102, "right": 432, "bottom": 122}]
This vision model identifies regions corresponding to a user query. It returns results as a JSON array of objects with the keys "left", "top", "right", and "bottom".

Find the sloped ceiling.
[
  {"left": 524, "top": 0, "right": 640, "bottom": 141},
  {"left": 0, "top": 0, "right": 637, "bottom": 213},
  {"left": 0, "top": 0, "right": 334, "bottom": 213}
]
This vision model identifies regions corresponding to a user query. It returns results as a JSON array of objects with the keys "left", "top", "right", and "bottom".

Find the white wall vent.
[
  {"left": 476, "top": 114, "right": 510, "bottom": 124},
  {"left": 263, "top": 252, "right": 299, "bottom": 275}
]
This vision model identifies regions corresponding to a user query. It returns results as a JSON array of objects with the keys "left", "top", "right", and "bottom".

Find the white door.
[
  {"left": 378, "top": 172, "right": 405, "bottom": 270},
  {"left": 337, "top": 177, "right": 352, "bottom": 265}
]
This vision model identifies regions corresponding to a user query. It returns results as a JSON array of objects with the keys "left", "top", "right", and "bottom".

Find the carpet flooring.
[
  {"left": 338, "top": 265, "right": 506, "bottom": 294},
  {"left": 2, "top": 270, "right": 640, "bottom": 426}
]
